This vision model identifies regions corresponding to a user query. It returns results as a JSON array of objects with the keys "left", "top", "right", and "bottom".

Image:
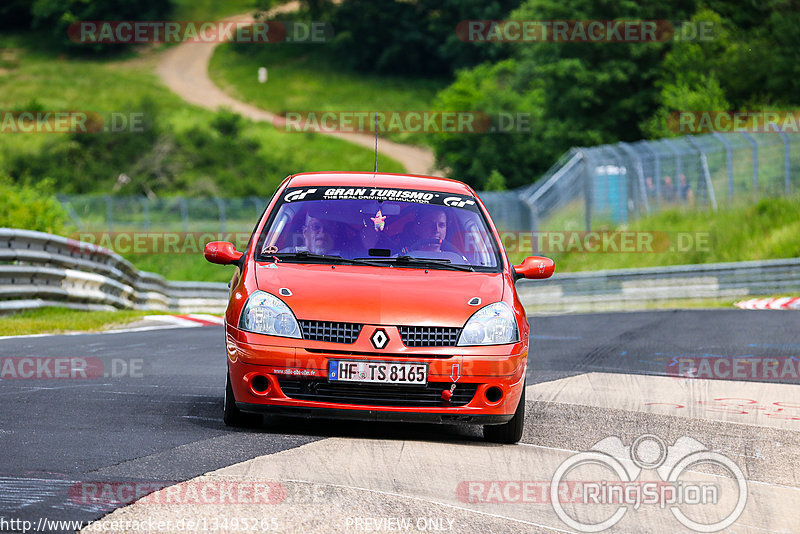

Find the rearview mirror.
[
  {"left": 513, "top": 256, "right": 555, "bottom": 280},
  {"left": 204, "top": 241, "right": 243, "bottom": 266}
]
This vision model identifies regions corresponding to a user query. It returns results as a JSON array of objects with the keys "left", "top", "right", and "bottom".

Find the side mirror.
[
  {"left": 513, "top": 256, "right": 555, "bottom": 280},
  {"left": 204, "top": 241, "right": 243, "bottom": 266}
]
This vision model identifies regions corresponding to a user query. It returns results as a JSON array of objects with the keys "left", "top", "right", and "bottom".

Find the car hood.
[{"left": 254, "top": 262, "right": 505, "bottom": 327}]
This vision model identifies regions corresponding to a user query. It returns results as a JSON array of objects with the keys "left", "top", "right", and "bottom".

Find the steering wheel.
[
  {"left": 408, "top": 238, "right": 445, "bottom": 251},
  {"left": 406, "top": 239, "right": 471, "bottom": 265}
]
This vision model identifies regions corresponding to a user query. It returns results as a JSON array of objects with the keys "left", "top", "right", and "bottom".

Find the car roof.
[{"left": 286, "top": 172, "right": 475, "bottom": 196}]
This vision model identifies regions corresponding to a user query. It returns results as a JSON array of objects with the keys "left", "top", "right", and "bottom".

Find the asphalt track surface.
[{"left": 0, "top": 310, "right": 798, "bottom": 532}]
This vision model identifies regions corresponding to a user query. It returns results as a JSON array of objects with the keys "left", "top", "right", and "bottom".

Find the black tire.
[
  {"left": 483, "top": 383, "right": 525, "bottom": 444},
  {"left": 223, "top": 372, "right": 261, "bottom": 427}
]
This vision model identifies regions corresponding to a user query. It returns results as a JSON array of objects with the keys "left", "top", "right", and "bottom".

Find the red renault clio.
[{"left": 205, "top": 172, "right": 554, "bottom": 443}]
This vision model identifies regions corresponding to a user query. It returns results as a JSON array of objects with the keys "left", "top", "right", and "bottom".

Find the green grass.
[
  {"left": 0, "top": 35, "right": 403, "bottom": 181},
  {"left": 0, "top": 307, "right": 164, "bottom": 336},
  {"left": 126, "top": 253, "right": 237, "bottom": 282},
  {"left": 511, "top": 195, "right": 800, "bottom": 272},
  {"left": 209, "top": 42, "right": 447, "bottom": 145},
  {"left": 0, "top": 32, "right": 404, "bottom": 279}
]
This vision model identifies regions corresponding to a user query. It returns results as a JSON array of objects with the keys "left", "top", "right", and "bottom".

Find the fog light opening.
[
  {"left": 485, "top": 386, "right": 504, "bottom": 404},
  {"left": 250, "top": 375, "right": 270, "bottom": 395}
]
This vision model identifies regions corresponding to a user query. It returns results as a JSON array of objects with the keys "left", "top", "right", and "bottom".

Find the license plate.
[{"left": 329, "top": 360, "right": 427, "bottom": 385}]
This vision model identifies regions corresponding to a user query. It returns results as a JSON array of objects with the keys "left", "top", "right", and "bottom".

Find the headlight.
[
  {"left": 457, "top": 302, "right": 519, "bottom": 346},
  {"left": 239, "top": 291, "right": 301, "bottom": 338}
]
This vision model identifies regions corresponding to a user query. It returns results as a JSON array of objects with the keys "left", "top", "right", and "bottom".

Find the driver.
[{"left": 411, "top": 206, "right": 448, "bottom": 252}]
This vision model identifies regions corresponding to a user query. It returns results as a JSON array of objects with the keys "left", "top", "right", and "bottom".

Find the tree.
[
  {"left": 31, "top": 0, "right": 174, "bottom": 53},
  {"left": 431, "top": 59, "right": 547, "bottom": 188},
  {"left": 330, "top": 0, "right": 518, "bottom": 76}
]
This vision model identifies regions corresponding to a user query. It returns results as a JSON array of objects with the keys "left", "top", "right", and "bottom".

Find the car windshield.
[{"left": 255, "top": 186, "right": 502, "bottom": 270}]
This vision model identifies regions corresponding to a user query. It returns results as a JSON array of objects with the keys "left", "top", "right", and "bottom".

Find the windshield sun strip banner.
[{"left": 281, "top": 186, "right": 480, "bottom": 211}]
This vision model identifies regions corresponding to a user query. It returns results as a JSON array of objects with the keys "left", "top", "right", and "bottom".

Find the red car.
[{"left": 205, "top": 172, "right": 554, "bottom": 443}]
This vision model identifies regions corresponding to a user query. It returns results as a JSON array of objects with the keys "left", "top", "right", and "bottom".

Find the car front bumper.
[{"left": 226, "top": 325, "right": 528, "bottom": 425}]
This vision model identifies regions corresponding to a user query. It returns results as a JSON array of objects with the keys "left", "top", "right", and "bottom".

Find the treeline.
[
  {"left": 0, "top": 0, "right": 174, "bottom": 53},
  {"left": 5, "top": 0, "right": 798, "bottom": 192},
  {"left": 285, "top": 0, "right": 800, "bottom": 189}
]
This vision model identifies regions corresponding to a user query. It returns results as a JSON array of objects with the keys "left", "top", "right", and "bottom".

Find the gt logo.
[
  {"left": 284, "top": 188, "right": 317, "bottom": 202},
  {"left": 443, "top": 196, "right": 475, "bottom": 208}
]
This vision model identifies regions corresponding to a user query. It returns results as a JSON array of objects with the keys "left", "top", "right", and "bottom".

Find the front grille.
[
  {"left": 299, "top": 320, "right": 362, "bottom": 344},
  {"left": 304, "top": 348, "right": 455, "bottom": 359},
  {"left": 277, "top": 379, "right": 479, "bottom": 407},
  {"left": 398, "top": 326, "right": 461, "bottom": 347}
]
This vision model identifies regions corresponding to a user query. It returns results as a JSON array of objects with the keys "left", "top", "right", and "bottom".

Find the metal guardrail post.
[
  {"left": 606, "top": 145, "right": 632, "bottom": 222},
  {"left": 141, "top": 197, "right": 150, "bottom": 231},
  {"left": 105, "top": 195, "right": 114, "bottom": 233},
  {"left": 250, "top": 196, "right": 263, "bottom": 213},
  {"left": 180, "top": 198, "right": 189, "bottom": 234},
  {"left": 685, "top": 136, "right": 717, "bottom": 211},
  {"left": 59, "top": 197, "right": 85, "bottom": 232},
  {"left": 520, "top": 150, "right": 583, "bottom": 232},
  {"left": 712, "top": 133, "right": 734, "bottom": 202},
  {"left": 639, "top": 140, "right": 660, "bottom": 208},
  {"left": 576, "top": 149, "right": 591, "bottom": 231},
  {"left": 619, "top": 142, "right": 650, "bottom": 214},
  {"left": 214, "top": 197, "right": 227, "bottom": 233},
  {"left": 741, "top": 132, "right": 759, "bottom": 199},
  {"left": 662, "top": 138, "right": 682, "bottom": 200},
  {"left": 778, "top": 131, "right": 791, "bottom": 195}
]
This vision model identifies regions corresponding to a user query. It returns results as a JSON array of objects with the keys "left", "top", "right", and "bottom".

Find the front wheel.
[
  {"left": 483, "top": 383, "right": 525, "bottom": 444},
  {"left": 223, "top": 372, "right": 261, "bottom": 427}
]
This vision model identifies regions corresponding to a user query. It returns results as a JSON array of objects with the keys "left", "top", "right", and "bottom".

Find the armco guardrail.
[
  {"left": 4, "top": 228, "right": 796, "bottom": 316},
  {"left": 517, "top": 257, "right": 800, "bottom": 313},
  {"left": 0, "top": 228, "right": 229, "bottom": 314}
]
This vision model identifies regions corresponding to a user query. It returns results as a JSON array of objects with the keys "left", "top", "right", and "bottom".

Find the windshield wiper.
[
  {"left": 355, "top": 255, "right": 474, "bottom": 272},
  {"left": 271, "top": 251, "right": 387, "bottom": 268}
]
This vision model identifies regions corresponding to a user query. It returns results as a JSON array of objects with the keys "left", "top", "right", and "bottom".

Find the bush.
[
  {"left": 6, "top": 100, "right": 284, "bottom": 198},
  {"left": 0, "top": 177, "right": 68, "bottom": 234}
]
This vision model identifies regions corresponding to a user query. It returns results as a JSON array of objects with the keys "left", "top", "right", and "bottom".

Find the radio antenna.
[{"left": 373, "top": 112, "right": 378, "bottom": 174}]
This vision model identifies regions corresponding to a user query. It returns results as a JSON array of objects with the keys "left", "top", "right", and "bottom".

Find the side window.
[{"left": 462, "top": 217, "right": 493, "bottom": 267}]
